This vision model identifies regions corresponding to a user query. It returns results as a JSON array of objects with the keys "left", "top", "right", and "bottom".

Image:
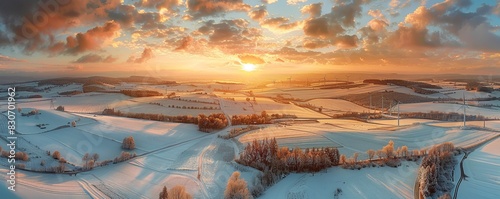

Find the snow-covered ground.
[
  {"left": 260, "top": 161, "right": 419, "bottom": 199},
  {"left": 458, "top": 137, "right": 500, "bottom": 199}
]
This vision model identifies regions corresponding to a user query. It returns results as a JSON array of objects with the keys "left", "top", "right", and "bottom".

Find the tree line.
[
  {"left": 102, "top": 108, "right": 228, "bottom": 132},
  {"left": 120, "top": 89, "right": 163, "bottom": 97}
]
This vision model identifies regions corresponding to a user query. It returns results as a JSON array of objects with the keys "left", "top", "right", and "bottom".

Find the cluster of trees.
[
  {"left": 231, "top": 111, "right": 272, "bottom": 125},
  {"left": 198, "top": 113, "right": 228, "bottom": 132},
  {"left": 237, "top": 138, "right": 340, "bottom": 174},
  {"left": 120, "top": 90, "right": 163, "bottom": 97},
  {"left": 122, "top": 136, "right": 136, "bottom": 150},
  {"left": 224, "top": 171, "right": 251, "bottom": 199},
  {"left": 159, "top": 185, "right": 192, "bottom": 199},
  {"left": 102, "top": 108, "right": 199, "bottom": 124},
  {"left": 418, "top": 142, "right": 456, "bottom": 199}
]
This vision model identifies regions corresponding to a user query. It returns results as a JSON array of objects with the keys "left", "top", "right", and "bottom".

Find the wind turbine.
[{"left": 391, "top": 100, "right": 401, "bottom": 126}]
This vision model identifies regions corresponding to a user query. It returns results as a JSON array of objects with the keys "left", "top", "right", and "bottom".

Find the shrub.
[{"left": 122, "top": 136, "right": 136, "bottom": 150}]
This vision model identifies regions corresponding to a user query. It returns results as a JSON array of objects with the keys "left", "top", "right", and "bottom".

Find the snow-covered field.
[
  {"left": 307, "top": 99, "right": 372, "bottom": 113},
  {"left": 458, "top": 137, "right": 500, "bottom": 199},
  {"left": 260, "top": 161, "right": 419, "bottom": 199}
]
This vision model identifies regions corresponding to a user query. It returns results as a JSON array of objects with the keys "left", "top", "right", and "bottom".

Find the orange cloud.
[
  {"left": 238, "top": 54, "right": 265, "bottom": 65},
  {"left": 301, "top": 3, "right": 322, "bottom": 18},
  {"left": 65, "top": 21, "right": 121, "bottom": 55}
]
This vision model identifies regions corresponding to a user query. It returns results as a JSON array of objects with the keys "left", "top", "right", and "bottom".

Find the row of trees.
[
  {"left": 231, "top": 111, "right": 272, "bottom": 125},
  {"left": 120, "top": 90, "right": 163, "bottom": 97},
  {"left": 418, "top": 142, "right": 456, "bottom": 199},
  {"left": 103, "top": 108, "right": 199, "bottom": 124},
  {"left": 102, "top": 109, "right": 229, "bottom": 132}
]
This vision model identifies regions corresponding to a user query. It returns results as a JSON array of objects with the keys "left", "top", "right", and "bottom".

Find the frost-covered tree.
[
  {"left": 52, "top": 151, "right": 61, "bottom": 159},
  {"left": 225, "top": 172, "right": 251, "bottom": 199},
  {"left": 367, "top": 149, "right": 375, "bottom": 161},
  {"left": 401, "top": 146, "right": 408, "bottom": 158},
  {"left": 122, "top": 136, "right": 136, "bottom": 150},
  {"left": 382, "top": 140, "right": 394, "bottom": 158},
  {"left": 340, "top": 154, "right": 346, "bottom": 164}
]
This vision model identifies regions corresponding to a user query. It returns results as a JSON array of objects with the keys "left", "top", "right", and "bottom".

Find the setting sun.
[{"left": 242, "top": 63, "right": 256, "bottom": 72}]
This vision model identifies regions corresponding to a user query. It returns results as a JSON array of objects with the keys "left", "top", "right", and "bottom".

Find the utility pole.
[{"left": 397, "top": 101, "right": 400, "bottom": 126}]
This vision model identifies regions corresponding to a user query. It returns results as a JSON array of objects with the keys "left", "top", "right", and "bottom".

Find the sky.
[{"left": 0, "top": 0, "right": 499, "bottom": 79}]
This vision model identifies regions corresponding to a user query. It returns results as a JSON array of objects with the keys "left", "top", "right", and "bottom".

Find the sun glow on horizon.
[{"left": 242, "top": 63, "right": 256, "bottom": 72}]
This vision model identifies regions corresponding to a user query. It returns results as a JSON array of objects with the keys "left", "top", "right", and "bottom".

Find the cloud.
[
  {"left": 260, "top": 17, "right": 301, "bottom": 32},
  {"left": 301, "top": 3, "right": 322, "bottom": 18},
  {"left": 248, "top": 6, "right": 268, "bottom": 21},
  {"left": 385, "top": 0, "right": 500, "bottom": 51},
  {"left": 73, "top": 54, "right": 117, "bottom": 63},
  {"left": 174, "top": 36, "right": 194, "bottom": 51},
  {"left": 238, "top": 54, "right": 265, "bottom": 64},
  {"left": 134, "top": 0, "right": 182, "bottom": 11},
  {"left": 127, "top": 48, "right": 154, "bottom": 63},
  {"left": 287, "top": 0, "right": 307, "bottom": 5},
  {"left": 185, "top": 0, "right": 251, "bottom": 20},
  {"left": 196, "top": 19, "right": 261, "bottom": 53},
  {"left": 0, "top": 0, "right": 122, "bottom": 53},
  {"left": 0, "top": 55, "right": 26, "bottom": 62},
  {"left": 64, "top": 21, "right": 121, "bottom": 55},
  {"left": 261, "top": 0, "right": 277, "bottom": 4}
]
